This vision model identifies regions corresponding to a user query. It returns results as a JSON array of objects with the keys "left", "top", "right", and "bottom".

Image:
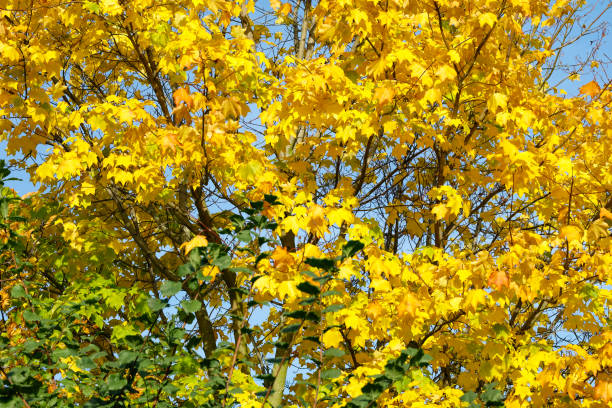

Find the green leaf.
[
  {"left": 212, "top": 254, "right": 231, "bottom": 270},
  {"left": 8, "top": 367, "right": 33, "bottom": 386},
  {"left": 297, "top": 281, "right": 320, "bottom": 295},
  {"left": 78, "top": 357, "right": 97, "bottom": 371},
  {"left": 320, "top": 368, "right": 341, "bottom": 380},
  {"left": 492, "top": 323, "right": 509, "bottom": 338},
  {"left": 299, "top": 296, "right": 317, "bottom": 305},
  {"left": 181, "top": 299, "right": 202, "bottom": 313},
  {"left": 285, "top": 310, "right": 307, "bottom": 319},
  {"left": 285, "top": 310, "right": 319, "bottom": 322},
  {"left": 305, "top": 257, "right": 336, "bottom": 270},
  {"left": 160, "top": 281, "right": 182, "bottom": 297},
  {"left": 323, "top": 348, "right": 345, "bottom": 358},
  {"left": 177, "top": 263, "right": 195, "bottom": 278},
  {"left": 409, "top": 349, "right": 433, "bottom": 367},
  {"left": 0, "top": 200, "right": 8, "bottom": 218},
  {"left": 266, "top": 357, "right": 285, "bottom": 364},
  {"left": 303, "top": 336, "right": 320, "bottom": 344},
  {"left": 280, "top": 323, "right": 301, "bottom": 333},
  {"left": 342, "top": 240, "right": 364, "bottom": 259},
  {"left": 22, "top": 310, "right": 40, "bottom": 322},
  {"left": 148, "top": 298, "right": 167, "bottom": 312},
  {"left": 10, "top": 285, "right": 26, "bottom": 299},
  {"left": 322, "top": 304, "right": 345, "bottom": 313},
  {"left": 117, "top": 350, "right": 138, "bottom": 367},
  {"left": 22, "top": 340, "right": 40, "bottom": 354},
  {"left": 237, "top": 230, "right": 253, "bottom": 242},
  {"left": 264, "top": 194, "right": 280, "bottom": 204},
  {"left": 302, "top": 270, "right": 319, "bottom": 279},
  {"left": 481, "top": 383, "right": 504, "bottom": 406},
  {"left": 162, "top": 383, "right": 180, "bottom": 395},
  {"left": 106, "top": 373, "right": 127, "bottom": 391},
  {"left": 230, "top": 214, "right": 245, "bottom": 229},
  {"left": 460, "top": 391, "right": 478, "bottom": 403}
]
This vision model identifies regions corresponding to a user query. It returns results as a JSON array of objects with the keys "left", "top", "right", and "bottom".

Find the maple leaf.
[
  {"left": 579, "top": 80, "right": 601, "bottom": 98},
  {"left": 594, "top": 375, "right": 612, "bottom": 403},
  {"left": 366, "top": 302, "right": 384, "bottom": 320},
  {"left": 306, "top": 204, "right": 328, "bottom": 238},
  {"left": 173, "top": 87, "right": 194, "bottom": 109},
  {"left": 560, "top": 225, "right": 582, "bottom": 243},
  {"left": 432, "top": 203, "right": 450, "bottom": 220},
  {"left": 321, "top": 328, "right": 343, "bottom": 348},
  {"left": 374, "top": 86, "right": 395, "bottom": 107},
  {"left": 160, "top": 132, "right": 181, "bottom": 152},
  {"left": 479, "top": 12, "right": 497, "bottom": 28},
  {"left": 488, "top": 270, "right": 509, "bottom": 290},
  {"left": 181, "top": 235, "right": 208, "bottom": 254},
  {"left": 397, "top": 293, "right": 419, "bottom": 318},
  {"left": 279, "top": 3, "right": 292, "bottom": 15},
  {"left": 487, "top": 92, "right": 508, "bottom": 112},
  {"left": 601, "top": 207, "right": 612, "bottom": 221}
]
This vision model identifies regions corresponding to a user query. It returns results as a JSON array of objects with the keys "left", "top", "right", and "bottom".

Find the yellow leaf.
[
  {"left": 374, "top": 86, "right": 395, "bottom": 107},
  {"left": 436, "top": 64, "right": 456, "bottom": 81},
  {"left": 321, "top": 328, "right": 343, "bottom": 348},
  {"left": 479, "top": 12, "right": 498, "bottom": 28},
  {"left": 345, "top": 312, "right": 362, "bottom": 329},
  {"left": 560, "top": 225, "right": 582, "bottom": 243},
  {"left": 397, "top": 293, "right": 419, "bottom": 318},
  {"left": 370, "top": 278, "right": 391, "bottom": 292},
  {"left": 487, "top": 93, "right": 508, "bottom": 112},
  {"left": 0, "top": 45, "right": 21, "bottom": 62},
  {"left": 306, "top": 204, "right": 328, "bottom": 238},
  {"left": 100, "top": 0, "right": 122, "bottom": 16},
  {"left": 327, "top": 207, "right": 353, "bottom": 226},
  {"left": 448, "top": 50, "right": 461, "bottom": 64},
  {"left": 181, "top": 235, "right": 208, "bottom": 254},
  {"left": 366, "top": 302, "right": 384, "bottom": 320},
  {"left": 600, "top": 207, "right": 612, "bottom": 221},
  {"left": 424, "top": 88, "right": 441, "bottom": 104},
  {"left": 432, "top": 203, "right": 450, "bottom": 220},
  {"left": 279, "top": 3, "right": 292, "bottom": 15},
  {"left": 278, "top": 281, "right": 299, "bottom": 300}
]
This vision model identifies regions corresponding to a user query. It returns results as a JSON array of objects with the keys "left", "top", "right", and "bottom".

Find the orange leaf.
[
  {"left": 487, "top": 269, "right": 509, "bottom": 290},
  {"left": 173, "top": 87, "right": 194, "bottom": 109},
  {"left": 600, "top": 207, "right": 612, "bottom": 221},
  {"left": 579, "top": 80, "right": 601, "bottom": 98},
  {"left": 366, "top": 302, "right": 384, "bottom": 320},
  {"left": 161, "top": 133, "right": 181, "bottom": 152},
  {"left": 279, "top": 3, "right": 292, "bottom": 15},
  {"left": 594, "top": 375, "right": 612, "bottom": 403},
  {"left": 374, "top": 86, "right": 395, "bottom": 107},
  {"left": 397, "top": 293, "right": 419, "bottom": 318}
]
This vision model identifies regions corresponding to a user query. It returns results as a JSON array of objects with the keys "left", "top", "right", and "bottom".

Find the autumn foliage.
[{"left": 0, "top": 0, "right": 611, "bottom": 407}]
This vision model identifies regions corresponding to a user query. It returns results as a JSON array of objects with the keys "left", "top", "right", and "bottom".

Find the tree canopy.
[{"left": 0, "top": 0, "right": 611, "bottom": 407}]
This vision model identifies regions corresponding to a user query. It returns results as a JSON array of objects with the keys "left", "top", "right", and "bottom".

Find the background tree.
[{"left": 1, "top": 0, "right": 611, "bottom": 407}]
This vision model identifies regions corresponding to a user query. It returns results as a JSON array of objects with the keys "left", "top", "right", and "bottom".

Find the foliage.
[{"left": 1, "top": 0, "right": 612, "bottom": 407}]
